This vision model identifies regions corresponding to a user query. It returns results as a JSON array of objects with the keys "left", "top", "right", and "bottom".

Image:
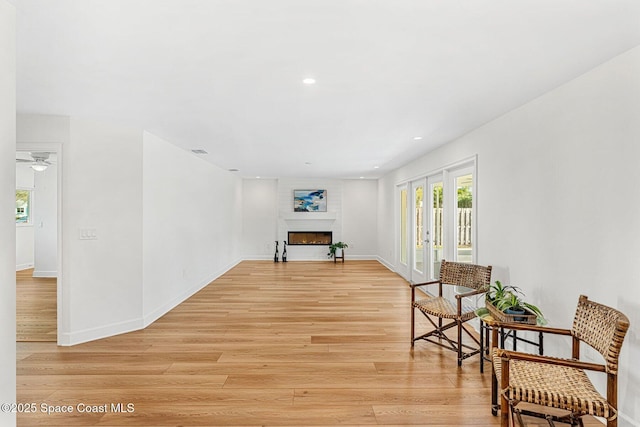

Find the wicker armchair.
[
  {"left": 493, "top": 295, "right": 630, "bottom": 427},
  {"left": 410, "top": 259, "right": 492, "bottom": 366}
]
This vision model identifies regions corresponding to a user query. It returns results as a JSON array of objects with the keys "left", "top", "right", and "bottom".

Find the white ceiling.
[{"left": 15, "top": 0, "right": 640, "bottom": 179}]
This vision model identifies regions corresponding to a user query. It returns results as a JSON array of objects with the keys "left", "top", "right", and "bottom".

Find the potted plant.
[
  {"left": 486, "top": 280, "right": 521, "bottom": 306},
  {"left": 484, "top": 281, "right": 546, "bottom": 325},
  {"left": 327, "top": 242, "right": 348, "bottom": 259}
]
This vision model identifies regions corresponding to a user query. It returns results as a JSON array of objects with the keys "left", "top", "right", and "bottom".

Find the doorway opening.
[{"left": 15, "top": 144, "right": 62, "bottom": 343}]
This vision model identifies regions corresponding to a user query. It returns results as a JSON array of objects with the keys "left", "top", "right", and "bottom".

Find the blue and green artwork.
[{"left": 294, "top": 189, "right": 327, "bottom": 212}]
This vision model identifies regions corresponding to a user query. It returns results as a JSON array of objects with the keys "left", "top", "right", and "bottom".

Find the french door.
[
  {"left": 408, "top": 174, "right": 443, "bottom": 283},
  {"left": 396, "top": 184, "right": 410, "bottom": 279},
  {"left": 409, "top": 179, "right": 426, "bottom": 283},
  {"left": 398, "top": 159, "right": 476, "bottom": 283},
  {"left": 428, "top": 175, "right": 444, "bottom": 280}
]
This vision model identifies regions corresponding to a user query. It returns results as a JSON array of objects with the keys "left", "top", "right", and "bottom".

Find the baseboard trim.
[
  {"left": 243, "top": 255, "right": 273, "bottom": 261},
  {"left": 338, "top": 255, "right": 378, "bottom": 260},
  {"left": 376, "top": 255, "right": 395, "bottom": 272},
  {"left": 61, "top": 256, "right": 405, "bottom": 346},
  {"left": 60, "top": 258, "right": 244, "bottom": 346},
  {"left": 142, "top": 257, "right": 243, "bottom": 327},
  {"left": 243, "top": 255, "right": 379, "bottom": 261},
  {"left": 16, "top": 263, "right": 34, "bottom": 271},
  {"left": 32, "top": 270, "right": 57, "bottom": 278},
  {"left": 59, "top": 317, "right": 144, "bottom": 346}
]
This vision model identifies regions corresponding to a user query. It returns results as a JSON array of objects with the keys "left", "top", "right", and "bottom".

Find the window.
[{"left": 16, "top": 190, "right": 32, "bottom": 224}]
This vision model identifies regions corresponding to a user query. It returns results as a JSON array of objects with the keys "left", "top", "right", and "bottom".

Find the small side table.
[
  {"left": 479, "top": 316, "right": 546, "bottom": 417},
  {"left": 334, "top": 250, "right": 344, "bottom": 263},
  {"left": 479, "top": 316, "right": 544, "bottom": 374}
]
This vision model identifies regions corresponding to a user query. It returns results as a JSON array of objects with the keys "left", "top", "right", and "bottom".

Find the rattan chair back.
[
  {"left": 439, "top": 259, "right": 492, "bottom": 291},
  {"left": 572, "top": 295, "right": 630, "bottom": 374}
]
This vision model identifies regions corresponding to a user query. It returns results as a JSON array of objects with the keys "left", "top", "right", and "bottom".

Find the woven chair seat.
[
  {"left": 411, "top": 260, "right": 492, "bottom": 366},
  {"left": 492, "top": 349, "right": 612, "bottom": 419},
  {"left": 413, "top": 297, "right": 477, "bottom": 321}
]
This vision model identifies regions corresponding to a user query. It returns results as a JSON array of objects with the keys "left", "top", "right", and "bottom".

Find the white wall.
[
  {"left": 17, "top": 117, "right": 245, "bottom": 345},
  {"left": 17, "top": 114, "right": 70, "bottom": 143},
  {"left": 33, "top": 163, "right": 57, "bottom": 277},
  {"left": 378, "top": 46, "right": 640, "bottom": 426},
  {"left": 15, "top": 226, "right": 34, "bottom": 270},
  {"left": 142, "top": 131, "right": 243, "bottom": 324},
  {"left": 63, "top": 117, "right": 143, "bottom": 343},
  {"left": 376, "top": 175, "right": 395, "bottom": 269},
  {"left": 17, "top": 114, "right": 145, "bottom": 344},
  {"left": 242, "top": 178, "right": 278, "bottom": 259},
  {"left": 342, "top": 179, "right": 378, "bottom": 258},
  {"left": 278, "top": 178, "right": 343, "bottom": 260},
  {"left": 241, "top": 178, "right": 379, "bottom": 260},
  {"left": 0, "top": 2, "right": 16, "bottom": 426},
  {"left": 16, "top": 162, "right": 34, "bottom": 187}
]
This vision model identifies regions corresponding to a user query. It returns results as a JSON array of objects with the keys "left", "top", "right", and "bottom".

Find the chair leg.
[
  {"left": 544, "top": 414, "right": 557, "bottom": 427},
  {"left": 491, "top": 364, "right": 498, "bottom": 416},
  {"left": 410, "top": 305, "right": 415, "bottom": 346},
  {"left": 410, "top": 288, "right": 415, "bottom": 347},
  {"left": 512, "top": 404, "right": 526, "bottom": 427},
  {"left": 500, "top": 396, "right": 510, "bottom": 426},
  {"left": 500, "top": 359, "right": 510, "bottom": 427},
  {"left": 491, "top": 327, "right": 499, "bottom": 416},
  {"left": 457, "top": 319, "right": 463, "bottom": 366}
]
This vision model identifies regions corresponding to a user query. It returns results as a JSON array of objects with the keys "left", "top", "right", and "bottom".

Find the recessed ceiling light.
[
  {"left": 413, "top": 136, "right": 423, "bottom": 141},
  {"left": 303, "top": 78, "right": 316, "bottom": 85},
  {"left": 359, "top": 176, "right": 365, "bottom": 179},
  {"left": 256, "top": 176, "right": 261, "bottom": 179},
  {"left": 373, "top": 166, "right": 380, "bottom": 169}
]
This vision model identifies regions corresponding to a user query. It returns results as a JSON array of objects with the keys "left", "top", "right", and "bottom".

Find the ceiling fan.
[{"left": 16, "top": 152, "right": 54, "bottom": 172}]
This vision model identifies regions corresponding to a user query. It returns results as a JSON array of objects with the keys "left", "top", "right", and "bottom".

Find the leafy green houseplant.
[
  {"left": 327, "top": 242, "right": 348, "bottom": 258},
  {"left": 485, "top": 280, "right": 546, "bottom": 325},
  {"left": 486, "top": 280, "right": 521, "bottom": 305}
]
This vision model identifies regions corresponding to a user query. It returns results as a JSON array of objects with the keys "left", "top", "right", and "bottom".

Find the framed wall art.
[{"left": 294, "top": 189, "right": 327, "bottom": 212}]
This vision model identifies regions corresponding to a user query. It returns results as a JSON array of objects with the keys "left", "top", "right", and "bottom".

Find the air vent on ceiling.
[{"left": 191, "top": 149, "right": 208, "bottom": 155}]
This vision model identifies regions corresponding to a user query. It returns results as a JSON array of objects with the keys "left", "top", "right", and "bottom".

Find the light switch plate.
[{"left": 79, "top": 228, "right": 98, "bottom": 240}]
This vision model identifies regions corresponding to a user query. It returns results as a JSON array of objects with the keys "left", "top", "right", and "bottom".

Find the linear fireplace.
[{"left": 287, "top": 231, "right": 332, "bottom": 246}]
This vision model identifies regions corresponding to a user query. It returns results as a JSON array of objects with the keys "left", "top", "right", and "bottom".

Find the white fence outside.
[{"left": 430, "top": 208, "right": 472, "bottom": 248}]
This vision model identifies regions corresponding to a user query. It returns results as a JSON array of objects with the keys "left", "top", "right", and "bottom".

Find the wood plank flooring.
[
  {"left": 16, "top": 269, "right": 57, "bottom": 342},
  {"left": 16, "top": 261, "right": 600, "bottom": 426}
]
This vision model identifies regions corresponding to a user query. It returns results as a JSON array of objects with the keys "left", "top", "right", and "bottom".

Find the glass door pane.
[
  {"left": 430, "top": 179, "right": 443, "bottom": 278},
  {"left": 400, "top": 188, "right": 408, "bottom": 265},
  {"left": 456, "top": 173, "right": 473, "bottom": 263},
  {"left": 413, "top": 183, "right": 424, "bottom": 274}
]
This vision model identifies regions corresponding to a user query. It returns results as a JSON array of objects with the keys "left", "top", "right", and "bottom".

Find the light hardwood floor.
[
  {"left": 17, "top": 261, "right": 599, "bottom": 426},
  {"left": 16, "top": 269, "right": 57, "bottom": 342}
]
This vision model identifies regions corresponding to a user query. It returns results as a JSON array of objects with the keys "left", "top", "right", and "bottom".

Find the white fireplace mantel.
[{"left": 280, "top": 212, "right": 337, "bottom": 221}]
